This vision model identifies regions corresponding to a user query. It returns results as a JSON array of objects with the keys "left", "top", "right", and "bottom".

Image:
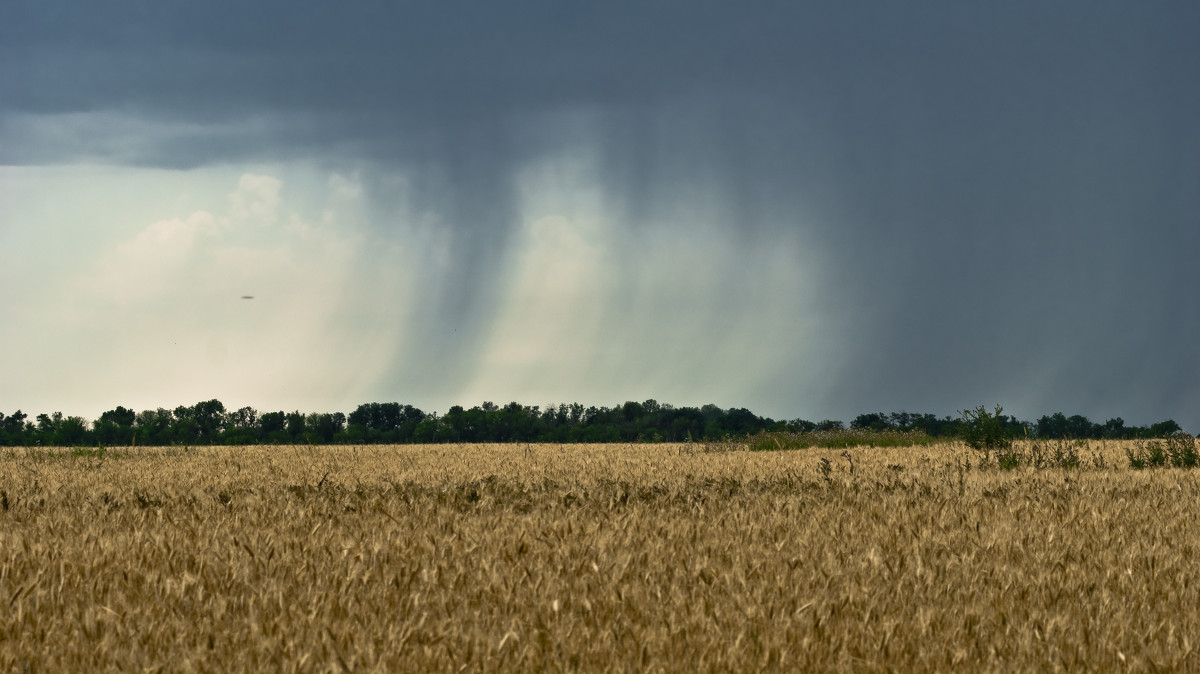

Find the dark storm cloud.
[{"left": 3, "top": 1, "right": 1198, "bottom": 426}]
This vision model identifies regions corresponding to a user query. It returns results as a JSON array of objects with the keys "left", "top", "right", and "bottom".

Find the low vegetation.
[{"left": 4, "top": 439, "right": 1200, "bottom": 671}]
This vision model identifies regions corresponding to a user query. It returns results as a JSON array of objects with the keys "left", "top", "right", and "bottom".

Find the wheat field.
[{"left": 3, "top": 441, "right": 1199, "bottom": 672}]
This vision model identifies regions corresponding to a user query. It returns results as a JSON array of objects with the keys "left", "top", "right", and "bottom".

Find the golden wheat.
[{"left": 2, "top": 441, "right": 1198, "bottom": 671}]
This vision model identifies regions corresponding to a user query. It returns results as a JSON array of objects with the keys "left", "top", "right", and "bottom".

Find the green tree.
[
  {"left": 192, "top": 399, "right": 226, "bottom": 444},
  {"left": 412, "top": 418, "right": 442, "bottom": 443},
  {"left": 259, "top": 412, "right": 287, "bottom": 442},
  {"left": 1150, "top": 420, "right": 1183, "bottom": 437},
  {"left": 172, "top": 405, "right": 200, "bottom": 444},
  {"left": 55, "top": 416, "right": 91, "bottom": 446},
  {"left": 1102, "top": 417, "right": 1126, "bottom": 438},
  {"left": 786, "top": 419, "right": 817, "bottom": 433},
  {"left": 1036, "top": 413, "right": 1068, "bottom": 438},
  {"left": 135, "top": 409, "right": 174, "bottom": 445},
  {"left": 0, "top": 410, "right": 29, "bottom": 445},
  {"left": 305, "top": 413, "right": 345, "bottom": 444},
  {"left": 35, "top": 412, "right": 63, "bottom": 445},
  {"left": 852, "top": 413, "right": 891, "bottom": 432},
  {"left": 222, "top": 406, "right": 261, "bottom": 444},
  {"left": 286, "top": 412, "right": 306, "bottom": 442},
  {"left": 95, "top": 406, "right": 137, "bottom": 445}
]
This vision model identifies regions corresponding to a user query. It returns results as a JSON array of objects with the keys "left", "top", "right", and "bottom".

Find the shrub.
[{"left": 959, "top": 405, "right": 1014, "bottom": 453}]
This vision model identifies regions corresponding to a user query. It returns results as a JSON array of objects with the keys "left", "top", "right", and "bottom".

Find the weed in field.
[
  {"left": 840, "top": 450, "right": 855, "bottom": 474},
  {"left": 1127, "top": 432, "right": 1199, "bottom": 469},
  {"left": 972, "top": 438, "right": 1089, "bottom": 472},
  {"left": 1166, "top": 432, "right": 1200, "bottom": 467},
  {"left": 996, "top": 447, "right": 1023, "bottom": 471},
  {"left": 1050, "top": 439, "right": 1083, "bottom": 469}
]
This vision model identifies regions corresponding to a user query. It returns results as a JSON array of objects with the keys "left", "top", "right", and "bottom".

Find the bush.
[{"left": 959, "top": 405, "right": 1015, "bottom": 453}]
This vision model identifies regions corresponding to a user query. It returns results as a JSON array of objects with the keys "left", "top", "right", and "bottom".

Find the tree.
[
  {"left": 1150, "top": 420, "right": 1183, "bottom": 437},
  {"left": 95, "top": 406, "right": 137, "bottom": 445},
  {"left": 851, "top": 413, "right": 891, "bottom": 432},
  {"left": 55, "top": 416, "right": 90, "bottom": 446},
  {"left": 286, "top": 412, "right": 306, "bottom": 442},
  {"left": 725, "top": 408, "right": 760, "bottom": 435},
  {"left": 1065, "top": 414, "right": 1098, "bottom": 439},
  {"left": 339, "top": 426, "right": 364, "bottom": 444},
  {"left": 1102, "top": 417, "right": 1126, "bottom": 438},
  {"left": 222, "top": 406, "right": 261, "bottom": 444},
  {"left": 347, "top": 402, "right": 425, "bottom": 441},
  {"left": 621, "top": 401, "right": 646, "bottom": 422},
  {"left": 192, "top": 399, "right": 227, "bottom": 444},
  {"left": 1036, "top": 413, "right": 1069, "bottom": 439},
  {"left": 496, "top": 402, "right": 537, "bottom": 442},
  {"left": 259, "top": 412, "right": 287, "bottom": 441},
  {"left": 412, "top": 419, "right": 442, "bottom": 443},
  {"left": 35, "top": 412, "right": 63, "bottom": 445},
  {"left": 442, "top": 405, "right": 470, "bottom": 441},
  {"left": 172, "top": 405, "right": 200, "bottom": 444},
  {"left": 306, "top": 413, "right": 346, "bottom": 444},
  {"left": 786, "top": 419, "right": 817, "bottom": 433},
  {"left": 227, "top": 406, "right": 258, "bottom": 429},
  {"left": 0, "top": 410, "right": 29, "bottom": 445},
  {"left": 136, "top": 409, "right": 174, "bottom": 445}
]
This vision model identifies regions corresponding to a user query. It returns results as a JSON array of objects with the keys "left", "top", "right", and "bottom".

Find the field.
[{"left": 3, "top": 440, "right": 1200, "bottom": 672}]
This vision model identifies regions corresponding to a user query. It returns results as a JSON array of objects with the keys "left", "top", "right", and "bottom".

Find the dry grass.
[{"left": 3, "top": 441, "right": 1199, "bottom": 672}]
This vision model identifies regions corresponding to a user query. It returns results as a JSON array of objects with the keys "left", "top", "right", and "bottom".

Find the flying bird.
[{"left": 241, "top": 295, "right": 254, "bottom": 300}]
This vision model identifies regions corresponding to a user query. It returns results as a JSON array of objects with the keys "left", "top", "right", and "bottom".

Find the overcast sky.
[{"left": 2, "top": 1, "right": 1198, "bottom": 429}]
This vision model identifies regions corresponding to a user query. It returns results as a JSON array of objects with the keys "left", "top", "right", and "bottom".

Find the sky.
[{"left": 2, "top": 1, "right": 1198, "bottom": 429}]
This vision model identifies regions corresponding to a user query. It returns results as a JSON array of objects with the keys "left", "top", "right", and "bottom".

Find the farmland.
[{"left": 3, "top": 441, "right": 1200, "bottom": 671}]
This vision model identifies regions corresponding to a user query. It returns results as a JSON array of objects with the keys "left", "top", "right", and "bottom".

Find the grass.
[{"left": 3, "top": 441, "right": 1199, "bottom": 671}]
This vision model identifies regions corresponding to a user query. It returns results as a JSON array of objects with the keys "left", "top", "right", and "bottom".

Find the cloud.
[
  {"left": 15, "top": 170, "right": 411, "bottom": 416},
  {"left": 86, "top": 210, "right": 222, "bottom": 304},
  {"left": 81, "top": 174, "right": 284, "bottom": 305},
  {"left": 2, "top": 1, "right": 1198, "bottom": 428},
  {"left": 227, "top": 173, "right": 281, "bottom": 225}
]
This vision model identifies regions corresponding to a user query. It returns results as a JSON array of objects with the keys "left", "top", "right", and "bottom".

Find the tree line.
[
  {"left": 845, "top": 411, "right": 1184, "bottom": 441},
  {"left": 0, "top": 400, "right": 1188, "bottom": 447}
]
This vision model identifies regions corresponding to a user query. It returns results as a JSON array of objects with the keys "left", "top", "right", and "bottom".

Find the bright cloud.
[
  {"left": 227, "top": 173, "right": 282, "bottom": 225},
  {"left": 0, "top": 167, "right": 413, "bottom": 417},
  {"left": 84, "top": 211, "right": 222, "bottom": 304}
]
